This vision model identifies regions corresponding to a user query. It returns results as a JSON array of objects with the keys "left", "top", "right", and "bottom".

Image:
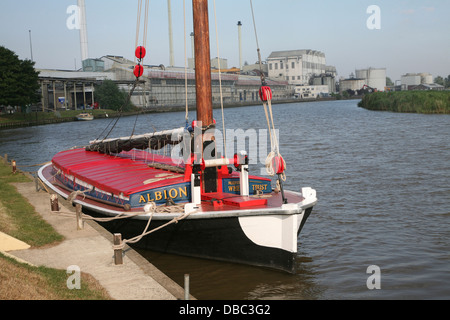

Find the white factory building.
[
  {"left": 339, "top": 67, "right": 387, "bottom": 93},
  {"left": 401, "top": 73, "right": 433, "bottom": 87},
  {"left": 267, "top": 49, "right": 337, "bottom": 95},
  {"left": 355, "top": 68, "right": 386, "bottom": 92},
  {"left": 267, "top": 50, "right": 327, "bottom": 85}
]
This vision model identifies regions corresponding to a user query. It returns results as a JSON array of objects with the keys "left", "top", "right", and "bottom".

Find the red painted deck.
[
  {"left": 48, "top": 148, "right": 305, "bottom": 213},
  {"left": 52, "top": 148, "right": 186, "bottom": 197}
]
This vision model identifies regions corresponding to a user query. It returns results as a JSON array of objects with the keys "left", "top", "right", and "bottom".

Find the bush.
[
  {"left": 358, "top": 91, "right": 450, "bottom": 114},
  {"left": 95, "top": 80, "right": 135, "bottom": 112}
]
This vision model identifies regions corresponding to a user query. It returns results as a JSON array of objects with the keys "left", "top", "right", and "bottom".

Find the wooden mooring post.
[
  {"left": 50, "top": 194, "right": 59, "bottom": 212},
  {"left": 113, "top": 233, "right": 123, "bottom": 265},
  {"left": 12, "top": 160, "right": 16, "bottom": 174},
  {"left": 184, "top": 274, "right": 190, "bottom": 300},
  {"left": 75, "top": 204, "right": 84, "bottom": 230}
]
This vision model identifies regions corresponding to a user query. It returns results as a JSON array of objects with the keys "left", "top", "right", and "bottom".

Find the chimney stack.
[
  {"left": 78, "top": 0, "right": 89, "bottom": 62},
  {"left": 237, "top": 21, "right": 242, "bottom": 70}
]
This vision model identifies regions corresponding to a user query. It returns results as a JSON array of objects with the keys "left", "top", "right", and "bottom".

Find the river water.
[{"left": 1, "top": 100, "right": 449, "bottom": 300}]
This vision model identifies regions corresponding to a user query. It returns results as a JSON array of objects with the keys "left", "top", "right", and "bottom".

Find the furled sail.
[{"left": 86, "top": 127, "right": 187, "bottom": 154}]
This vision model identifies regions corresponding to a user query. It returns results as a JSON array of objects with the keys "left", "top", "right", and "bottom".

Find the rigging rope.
[
  {"left": 213, "top": 0, "right": 227, "bottom": 157},
  {"left": 135, "top": 0, "right": 142, "bottom": 63},
  {"left": 94, "top": 0, "right": 149, "bottom": 143},
  {"left": 249, "top": 0, "right": 266, "bottom": 85},
  {"left": 249, "top": 0, "right": 286, "bottom": 182},
  {"left": 129, "top": 0, "right": 149, "bottom": 139},
  {"left": 183, "top": 0, "right": 189, "bottom": 124}
]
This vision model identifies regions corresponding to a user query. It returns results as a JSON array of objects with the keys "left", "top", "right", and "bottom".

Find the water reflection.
[{"left": 136, "top": 248, "right": 322, "bottom": 300}]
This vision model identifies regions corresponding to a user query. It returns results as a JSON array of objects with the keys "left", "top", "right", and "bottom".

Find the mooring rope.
[
  {"left": 49, "top": 198, "right": 193, "bottom": 251},
  {"left": 114, "top": 207, "right": 194, "bottom": 250},
  {"left": 16, "top": 161, "right": 51, "bottom": 168}
]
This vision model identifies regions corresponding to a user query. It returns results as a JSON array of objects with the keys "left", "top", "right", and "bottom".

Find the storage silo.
[
  {"left": 367, "top": 68, "right": 386, "bottom": 91},
  {"left": 420, "top": 73, "right": 433, "bottom": 84},
  {"left": 355, "top": 69, "right": 368, "bottom": 81},
  {"left": 356, "top": 68, "right": 386, "bottom": 91}
]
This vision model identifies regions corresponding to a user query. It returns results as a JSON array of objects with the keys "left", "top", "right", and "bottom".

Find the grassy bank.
[
  {"left": 0, "top": 159, "right": 111, "bottom": 300},
  {"left": 358, "top": 91, "right": 450, "bottom": 114},
  {"left": 0, "top": 161, "right": 63, "bottom": 246},
  {"left": 0, "top": 109, "right": 117, "bottom": 127},
  {"left": 0, "top": 252, "right": 111, "bottom": 300}
]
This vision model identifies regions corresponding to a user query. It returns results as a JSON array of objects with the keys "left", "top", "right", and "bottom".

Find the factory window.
[
  {"left": 292, "top": 76, "right": 295, "bottom": 80},
  {"left": 275, "top": 63, "right": 278, "bottom": 70},
  {"left": 292, "top": 62, "right": 295, "bottom": 69},
  {"left": 280, "top": 61, "right": 283, "bottom": 69}
]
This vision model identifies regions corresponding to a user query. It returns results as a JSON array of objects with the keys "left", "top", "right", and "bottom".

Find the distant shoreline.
[
  {"left": 0, "top": 97, "right": 339, "bottom": 129},
  {"left": 358, "top": 91, "right": 450, "bottom": 114}
]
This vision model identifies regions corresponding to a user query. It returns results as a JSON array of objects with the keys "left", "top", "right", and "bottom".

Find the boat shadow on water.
[{"left": 131, "top": 241, "right": 323, "bottom": 300}]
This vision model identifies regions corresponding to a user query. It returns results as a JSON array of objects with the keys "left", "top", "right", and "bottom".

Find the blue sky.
[{"left": 1, "top": 0, "right": 449, "bottom": 81}]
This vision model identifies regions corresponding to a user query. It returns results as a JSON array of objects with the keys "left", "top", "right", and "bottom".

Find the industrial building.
[
  {"left": 410, "top": 83, "right": 445, "bottom": 91},
  {"left": 339, "top": 67, "right": 387, "bottom": 93},
  {"left": 401, "top": 73, "right": 433, "bottom": 87},
  {"left": 294, "top": 85, "right": 329, "bottom": 99},
  {"left": 355, "top": 68, "right": 386, "bottom": 92},
  {"left": 36, "top": 54, "right": 291, "bottom": 111},
  {"left": 267, "top": 50, "right": 327, "bottom": 85},
  {"left": 32, "top": 3, "right": 333, "bottom": 112},
  {"left": 266, "top": 49, "right": 337, "bottom": 97},
  {"left": 385, "top": 73, "right": 442, "bottom": 91},
  {"left": 339, "top": 78, "right": 366, "bottom": 93},
  {"left": 37, "top": 68, "right": 115, "bottom": 111}
]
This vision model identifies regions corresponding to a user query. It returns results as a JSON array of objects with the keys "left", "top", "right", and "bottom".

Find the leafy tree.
[
  {"left": 386, "top": 77, "right": 394, "bottom": 86},
  {"left": 434, "top": 76, "right": 444, "bottom": 86},
  {"left": 0, "top": 46, "right": 40, "bottom": 108},
  {"left": 95, "top": 80, "right": 135, "bottom": 111},
  {"left": 437, "top": 75, "right": 450, "bottom": 88}
]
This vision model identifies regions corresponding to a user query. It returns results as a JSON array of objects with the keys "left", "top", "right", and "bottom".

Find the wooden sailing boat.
[{"left": 38, "top": 0, "right": 317, "bottom": 273}]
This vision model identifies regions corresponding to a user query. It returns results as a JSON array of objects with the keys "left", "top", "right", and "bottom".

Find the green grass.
[
  {"left": 0, "top": 160, "right": 112, "bottom": 300},
  {"left": 358, "top": 91, "right": 450, "bottom": 114},
  {"left": 0, "top": 252, "right": 111, "bottom": 300},
  {"left": 0, "top": 163, "right": 63, "bottom": 246}
]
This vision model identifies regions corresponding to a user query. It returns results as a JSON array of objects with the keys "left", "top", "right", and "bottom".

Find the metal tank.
[{"left": 356, "top": 68, "right": 386, "bottom": 91}]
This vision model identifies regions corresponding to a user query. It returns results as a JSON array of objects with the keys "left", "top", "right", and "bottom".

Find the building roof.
[
  {"left": 268, "top": 49, "right": 325, "bottom": 59},
  {"left": 411, "top": 83, "right": 444, "bottom": 90}
]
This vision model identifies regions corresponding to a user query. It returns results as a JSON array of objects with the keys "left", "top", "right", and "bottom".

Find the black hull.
[{"left": 92, "top": 207, "right": 313, "bottom": 273}]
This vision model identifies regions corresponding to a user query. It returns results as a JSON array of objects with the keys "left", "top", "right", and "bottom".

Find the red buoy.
[
  {"left": 135, "top": 46, "right": 146, "bottom": 60},
  {"left": 134, "top": 64, "right": 144, "bottom": 78}
]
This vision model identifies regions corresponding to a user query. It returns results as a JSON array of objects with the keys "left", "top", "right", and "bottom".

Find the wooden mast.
[
  {"left": 192, "top": 0, "right": 217, "bottom": 193},
  {"left": 193, "top": 0, "right": 213, "bottom": 126}
]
